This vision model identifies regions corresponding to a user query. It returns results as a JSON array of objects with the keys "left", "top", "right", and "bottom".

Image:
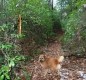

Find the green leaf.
[
  {"left": 9, "top": 60, "right": 15, "bottom": 67},
  {"left": 0, "top": 75, "right": 4, "bottom": 80},
  {"left": 1, "top": 66, "right": 10, "bottom": 72},
  {"left": 5, "top": 73, "right": 10, "bottom": 79}
]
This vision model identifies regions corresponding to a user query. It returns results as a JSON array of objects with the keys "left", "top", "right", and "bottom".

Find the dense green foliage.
[
  {"left": 0, "top": 0, "right": 55, "bottom": 45},
  {"left": 0, "top": 24, "right": 25, "bottom": 80},
  {"left": 57, "top": 0, "right": 86, "bottom": 56}
]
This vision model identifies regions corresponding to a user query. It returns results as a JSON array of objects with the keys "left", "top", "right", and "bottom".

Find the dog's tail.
[
  {"left": 56, "top": 56, "right": 64, "bottom": 70},
  {"left": 58, "top": 56, "right": 64, "bottom": 63}
]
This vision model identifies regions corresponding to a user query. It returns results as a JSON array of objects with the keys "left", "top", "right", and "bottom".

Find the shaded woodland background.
[{"left": 0, "top": 0, "right": 86, "bottom": 80}]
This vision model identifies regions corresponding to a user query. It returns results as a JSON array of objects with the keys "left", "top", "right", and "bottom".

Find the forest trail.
[{"left": 22, "top": 40, "right": 86, "bottom": 80}]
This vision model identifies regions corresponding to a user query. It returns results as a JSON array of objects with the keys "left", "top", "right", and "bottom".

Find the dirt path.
[{"left": 23, "top": 41, "right": 86, "bottom": 80}]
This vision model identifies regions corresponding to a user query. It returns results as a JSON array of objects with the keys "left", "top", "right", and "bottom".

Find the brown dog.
[{"left": 39, "top": 54, "right": 64, "bottom": 76}]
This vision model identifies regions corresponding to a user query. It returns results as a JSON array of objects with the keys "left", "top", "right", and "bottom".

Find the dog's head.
[{"left": 39, "top": 54, "right": 46, "bottom": 62}]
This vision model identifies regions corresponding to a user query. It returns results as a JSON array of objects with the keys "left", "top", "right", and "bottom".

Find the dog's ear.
[
  {"left": 43, "top": 54, "right": 45, "bottom": 56},
  {"left": 43, "top": 54, "right": 47, "bottom": 58}
]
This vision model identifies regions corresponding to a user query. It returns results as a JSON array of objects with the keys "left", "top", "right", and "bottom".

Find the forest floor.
[{"left": 21, "top": 40, "right": 86, "bottom": 80}]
